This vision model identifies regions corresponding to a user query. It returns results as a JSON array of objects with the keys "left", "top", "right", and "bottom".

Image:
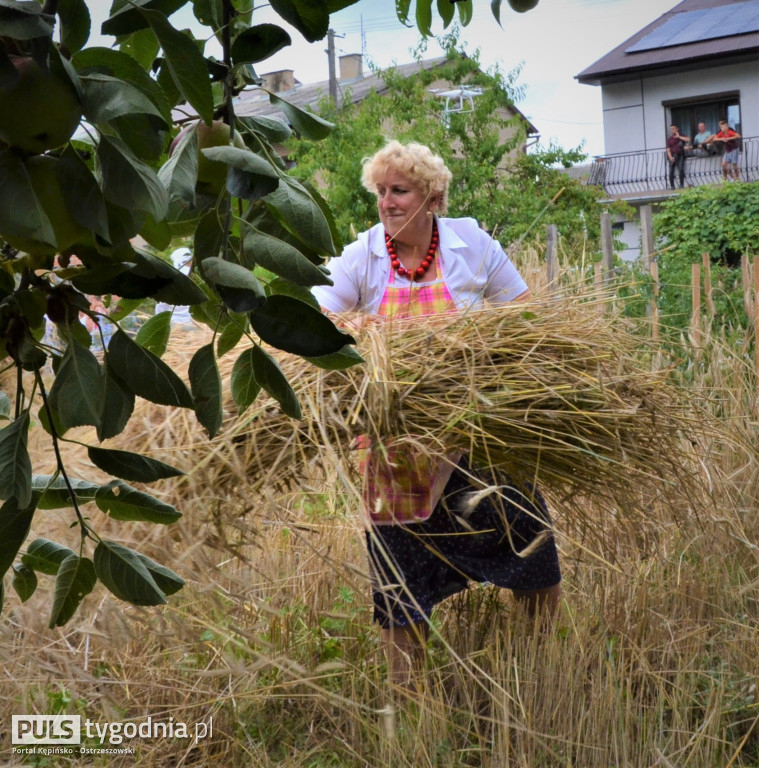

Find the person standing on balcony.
[
  {"left": 711, "top": 120, "right": 742, "bottom": 181},
  {"left": 693, "top": 122, "right": 714, "bottom": 155},
  {"left": 666, "top": 124, "right": 689, "bottom": 189}
]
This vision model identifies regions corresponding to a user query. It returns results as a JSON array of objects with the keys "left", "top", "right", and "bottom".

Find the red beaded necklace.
[{"left": 385, "top": 220, "right": 439, "bottom": 281}]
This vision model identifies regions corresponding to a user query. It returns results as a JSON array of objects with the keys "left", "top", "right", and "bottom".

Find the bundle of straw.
[{"left": 207, "top": 292, "right": 712, "bottom": 518}]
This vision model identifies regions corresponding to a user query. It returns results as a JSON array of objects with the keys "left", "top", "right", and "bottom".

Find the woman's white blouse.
[{"left": 312, "top": 217, "right": 527, "bottom": 314}]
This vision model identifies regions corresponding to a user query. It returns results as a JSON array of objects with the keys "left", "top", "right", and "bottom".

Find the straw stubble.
[{"left": 197, "top": 292, "right": 718, "bottom": 533}]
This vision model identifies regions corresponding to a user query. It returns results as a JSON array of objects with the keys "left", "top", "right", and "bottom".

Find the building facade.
[{"left": 576, "top": 0, "right": 759, "bottom": 258}]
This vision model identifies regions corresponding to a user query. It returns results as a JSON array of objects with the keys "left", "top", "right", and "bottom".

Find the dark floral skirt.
[{"left": 365, "top": 458, "right": 562, "bottom": 628}]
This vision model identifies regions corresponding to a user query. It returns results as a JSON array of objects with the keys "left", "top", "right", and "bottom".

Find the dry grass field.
[{"left": 1, "top": 245, "right": 757, "bottom": 767}]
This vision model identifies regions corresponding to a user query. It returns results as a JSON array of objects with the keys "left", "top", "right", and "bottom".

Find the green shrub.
[{"left": 654, "top": 181, "right": 759, "bottom": 336}]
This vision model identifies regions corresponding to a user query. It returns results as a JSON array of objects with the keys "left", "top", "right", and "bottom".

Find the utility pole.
[{"left": 326, "top": 28, "right": 338, "bottom": 106}]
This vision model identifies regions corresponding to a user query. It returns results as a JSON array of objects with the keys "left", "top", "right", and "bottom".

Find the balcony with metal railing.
[{"left": 587, "top": 136, "right": 759, "bottom": 197}]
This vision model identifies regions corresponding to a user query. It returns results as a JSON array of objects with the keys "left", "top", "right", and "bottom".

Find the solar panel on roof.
[{"left": 625, "top": 0, "right": 759, "bottom": 53}]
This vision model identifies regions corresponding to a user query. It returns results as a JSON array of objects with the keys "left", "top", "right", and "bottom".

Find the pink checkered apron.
[{"left": 359, "top": 260, "right": 456, "bottom": 525}]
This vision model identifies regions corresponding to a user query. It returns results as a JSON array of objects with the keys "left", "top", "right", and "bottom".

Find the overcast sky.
[{"left": 87, "top": 0, "right": 673, "bottom": 158}]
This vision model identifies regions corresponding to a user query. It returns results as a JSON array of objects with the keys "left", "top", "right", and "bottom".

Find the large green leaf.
[
  {"left": 0, "top": 1, "right": 53, "bottom": 39},
  {"left": 33, "top": 475, "right": 100, "bottom": 509},
  {"left": 49, "top": 555, "right": 97, "bottom": 628},
  {"left": 266, "top": 278, "right": 320, "bottom": 308},
  {"left": 80, "top": 73, "right": 169, "bottom": 126},
  {"left": 95, "top": 480, "right": 182, "bottom": 524},
  {"left": 396, "top": 0, "right": 412, "bottom": 25},
  {"left": 70, "top": 263, "right": 166, "bottom": 301},
  {"left": 300, "top": 180, "right": 343, "bottom": 255},
  {"left": 416, "top": 0, "right": 433, "bottom": 36},
  {"left": 230, "top": 348, "right": 261, "bottom": 413},
  {"left": 0, "top": 150, "right": 56, "bottom": 249},
  {"left": 456, "top": 0, "right": 473, "bottom": 25},
  {"left": 94, "top": 539, "right": 167, "bottom": 605},
  {"left": 101, "top": 0, "right": 186, "bottom": 36},
  {"left": 142, "top": 8, "right": 214, "bottom": 125},
  {"left": 189, "top": 291, "right": 222, "bottom": 329},
  {"left": 88, "top": 448, "right": 183, "bottom": 483},
  {"left": 117, "top": 27, "right": 161, "bottom": 71},
  {"left": 139, "top": 211, "right": 173, "bottom": 249},
  {"left": 155, "top": 52, "right": 181, "bottom": 111},
  {"left": 108, "top": 330, "right": 194, "bottom": 408},
  {"left": 73, "top": 46, "right": 172, "bottom": 125},
  {"left": 15, "top": 330, "right": 48, "bottom": 372},
  {"left": 268, "top": 92, "right": 334, "bottom": 140},
  {"left": 189, "top": 344, "right": 223, "bottom": 438},
  {"left": 106, "top": 297, "right": 144, "bottom": 323},
  {"left": 192, "top": 0, "right": 223, "bottom": 30},
  {"left": 16, "top": 288, "right": 47, "bottom": 331},
  {"left": 264, "top": 175, "right": 335, "bottom": 256},
  {"left": 21, "top": 538, "right": 77, "bottom": 576},
  {"left": 242, "top": 227, "right": 332, "bottom": 286},
  {"left": 132, "top": 250, "right": 206, "bottom": 305},
  {"left": 0, "top": 412, "right": 32, "bottom": 506},
  {"left": 0, "top": 496, "right": 36, "bottom": 579},
  {"left": 204, "top": 146, "right": 281, "bottom": 202},
  {"left": 237, "top": 115, "right": 291, "bottom": 144},
  {"left": 201, "top": 257, "right": 266, "bottom": 313},
  {"left": 216, "top": 316, "right": 246, "bottom": 357},
  {"left": 48, "top": 340, "right": 105, "bottom": 432},
  {"left": 57, "top": 318, "right": 94, "bottom": 354},
  {"left": 135, "top": 311, "right": 171, "bottom": 357},
  {"left": 249, "top": 295, "right": 354, "bottom": 357},
  {"left": 158, "top": 123, "right": 198, "bottom": 205},
  {"left": 193, "top": 208, "right": 225, "bottom": 264},
  {"left": 135, "top": 552, "right": 184, "bottom": 596},
  {"left": 58, "top": 147, "right": 110, "bottom": 241},
  {"left": 99, "top": 199, "right": 143, "bottom": 246},
  {"left": 437, "top": 0, "right": 455, "bottom": 28},
  {"left": 97, "top": 135, "right": 169, "bottom": 222},
  {"left": 11, "top": 563, "right": 37, "bottom": 603},
  {"left": 231, "top": 23, "right": 291, "bottom": 64},
  {"left": 325, "top": 0, "right": 361, "bottom": 10},
  {"left": 37, "top": 401, "right": 64, "bottom": 439},
  {"left": 490, "top": 0, "right": 503, "bottom": 27},
  {"left": 251, "top": 345, "right": 301, "bottom": 419},
  {"left": 268, "top": 0, "right": 330, "bottom": 42},
  {"left": 110, "top": 112, "right": 168, "bottom": 162},
  {"left": 58, "top": 0, "right": 91, "bottom": 54},
  {"left": 305, "top": 345, "right": 365, "bottom": 370},
  {"left": 98, "top": 358, "right": 136, "bottom": 441}
]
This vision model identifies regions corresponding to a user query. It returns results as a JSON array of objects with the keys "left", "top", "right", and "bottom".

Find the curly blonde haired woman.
[{"left": 313, "top": 140, "right": 561, "bottom": 689}]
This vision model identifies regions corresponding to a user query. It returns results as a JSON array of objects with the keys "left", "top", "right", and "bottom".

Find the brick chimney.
[
  {"left": 260, "top": 69, "right": 295, "bottom": 93},
  {"left": 338, "top": 54, "right": 363, "bottom": 82}
]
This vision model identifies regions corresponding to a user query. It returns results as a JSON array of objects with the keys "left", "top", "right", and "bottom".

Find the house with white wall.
[{"left": 576, "top": 0, "right": 759, "bottom": 259}]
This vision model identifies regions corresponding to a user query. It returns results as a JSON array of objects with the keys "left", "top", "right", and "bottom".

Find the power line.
[
  {"left": 530, "top": 117, "right": 603, "bottom": 125},
  {"left": 338, "top": 20, "right": 403, "bottom": 34}
]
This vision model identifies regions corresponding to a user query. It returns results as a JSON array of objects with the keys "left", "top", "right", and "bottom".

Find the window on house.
[{"left": 665, "top": 94, "right": 741, "bottom": 141}]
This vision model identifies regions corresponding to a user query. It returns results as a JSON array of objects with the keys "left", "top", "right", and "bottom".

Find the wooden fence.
[{"left": 543, "top": 205, "right": 759, "bottom": 384}]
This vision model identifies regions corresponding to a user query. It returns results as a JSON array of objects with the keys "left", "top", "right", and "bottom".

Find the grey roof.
[
  {"left": 576, "top": 0, "right": 759, "bottom": 85},
  {"left": 233, "top": 56, "right": 444, "bottom": 120},
  {"left": 232, "top": 56, "right": 539, "bottom": 135}
]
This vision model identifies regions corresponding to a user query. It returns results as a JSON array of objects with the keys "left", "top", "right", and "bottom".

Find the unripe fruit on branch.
[
  {"left": 195, "top": 120, "right": 246, "bottom": 196},
  {"left": 0, "top": 55, "right": 82, "bottom": 154},
  {"left": 507, "top": 0, "right": 539, "bottom": 11},
  {"left": 4, "top": 155, "right": 87, "bottom": 257}
]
